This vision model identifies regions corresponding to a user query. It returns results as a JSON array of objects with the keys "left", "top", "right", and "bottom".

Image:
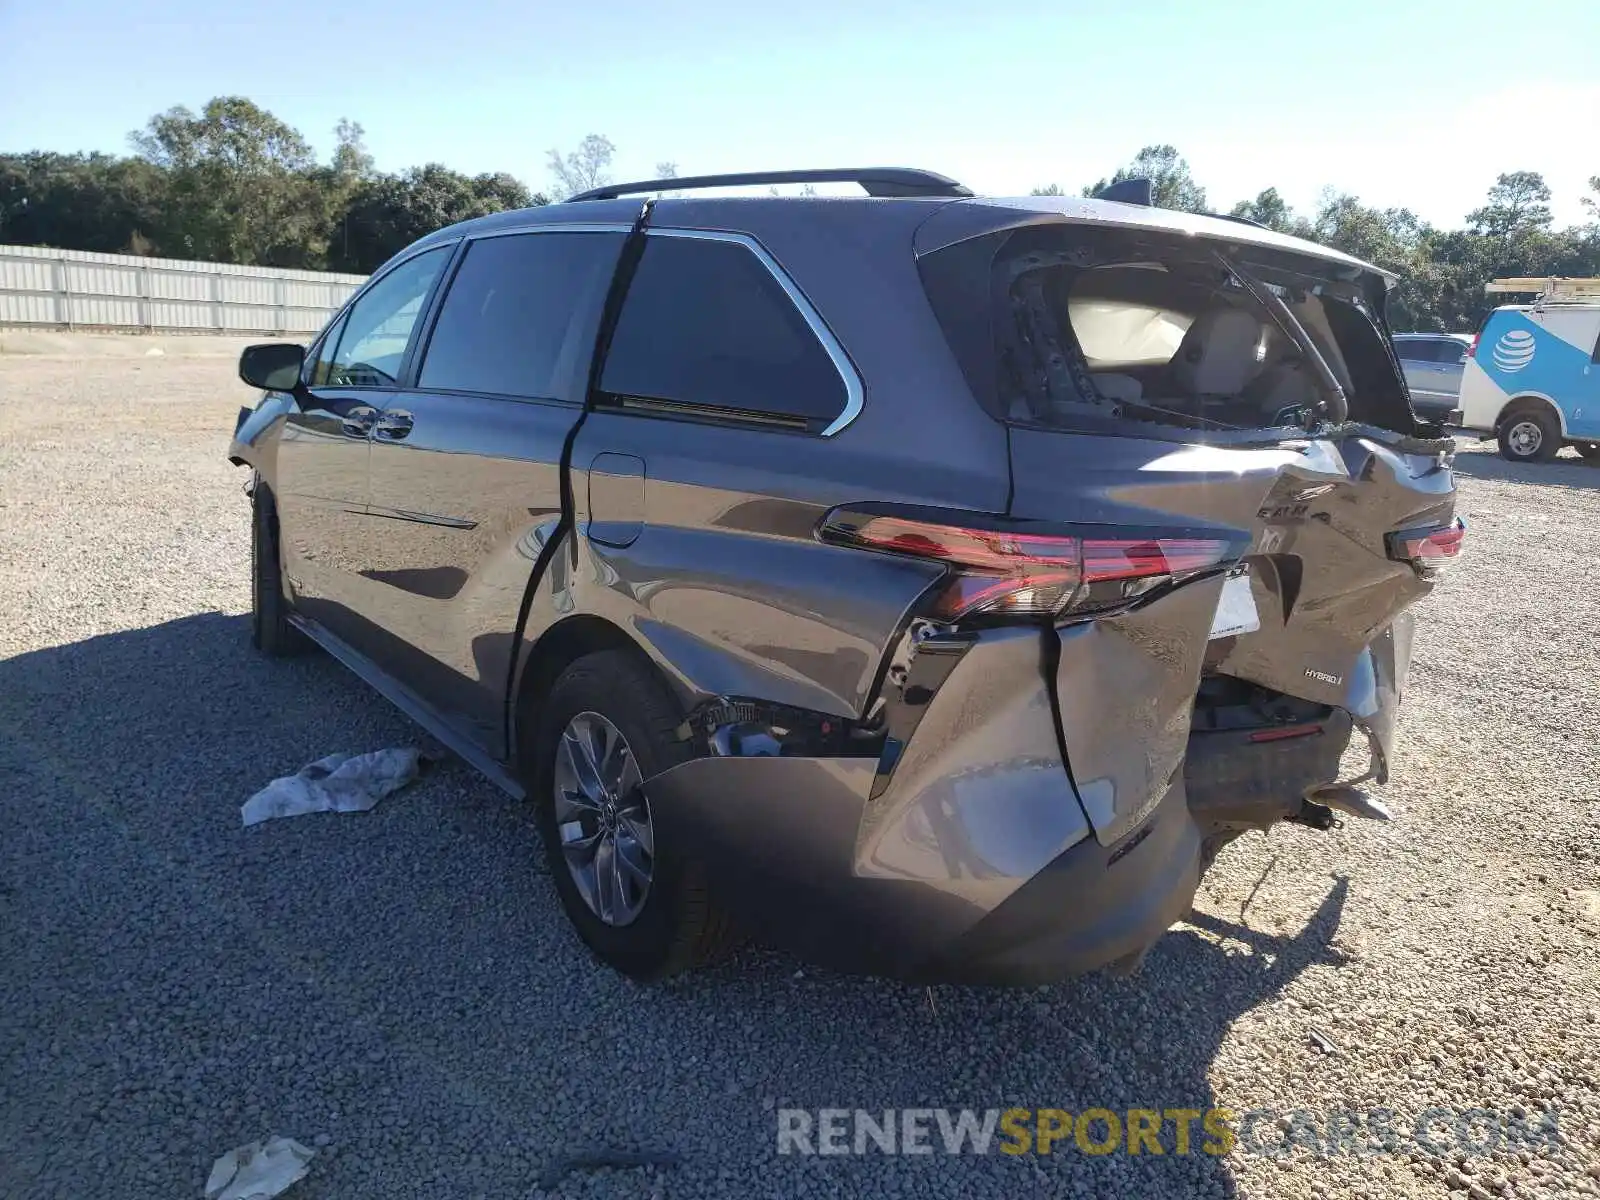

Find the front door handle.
[
  {"left": 340, "top": 405, "right": 379, "bottom": 437},
  {"left": 374, "top": 410, "right": 414, "bottom": 441}
]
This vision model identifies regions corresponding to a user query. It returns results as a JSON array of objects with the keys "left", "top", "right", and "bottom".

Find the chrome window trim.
[
  {"left": 644, "top": 227, "right": 865, "bottom": 437},
  {"left": 463, "top": 222, "right": 634, "bottom": 241}
]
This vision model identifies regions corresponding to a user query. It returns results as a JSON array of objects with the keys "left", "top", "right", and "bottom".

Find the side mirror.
[{"left": 239, "top": 343, "right": 306, "bottom": 391}]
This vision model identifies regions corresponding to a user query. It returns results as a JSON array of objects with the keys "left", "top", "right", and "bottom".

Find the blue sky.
[{"left": 3, "top": 0, "right": 1598, "bottom": 226}]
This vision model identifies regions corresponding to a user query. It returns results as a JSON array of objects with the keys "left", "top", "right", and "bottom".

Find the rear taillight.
[
  {"left": 1387, "top": 516, "right": 1465, "bottom": 575},
  {"left": 820, "top": 511, "right": 1235, "bottom": 622},
  {"left": 1467, "top": 333, "right": 1480, "bottom": 358}
]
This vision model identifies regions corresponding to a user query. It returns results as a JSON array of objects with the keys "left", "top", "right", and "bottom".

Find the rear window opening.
[{"left": 920, "top": 224, "right": 1420, "bottom": 439}]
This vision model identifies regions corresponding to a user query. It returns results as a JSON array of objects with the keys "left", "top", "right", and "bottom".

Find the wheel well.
[
  {"left": 510, "top": 615, "right": 673, "bottom": 767},
  {"left": 1496, "top": 395, "right": 1564, "bottom": 436},
  {"left": 252, "top": 474, "right": 277, "bottom": 535}
]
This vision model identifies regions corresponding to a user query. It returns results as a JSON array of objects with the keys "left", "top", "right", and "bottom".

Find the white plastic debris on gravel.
[
  {"left": 204, "top": 1136, "right": 314, "bottom": 1200},
  {"left": 240, "top": 748, "right": 423, "bottom": 826}
]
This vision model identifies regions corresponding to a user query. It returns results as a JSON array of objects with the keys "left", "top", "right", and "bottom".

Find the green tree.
[
  {"left": 0, "top": 152, "right": 167, "bottom": 252},
  {"left": 471, "top": 171, "right": 540, "bottom": 211},
  {"left": 1467, "top": 171, "right": 1553, "bottom": 238},
  {"left": 129, "top": 96, "right": 334, "bottom": 267},
  {"left": 1582, "top": 176, "right": 1600, "bottom": 224},
  {"left": 1309, "top": 193, "right": 1426, "bottom": 266},
  {"left": 1301, "top": 192, "right": 1435, "bottom": 328},
  {"left": 330, "top": 164, "right": 545, "bottom": 273},
  {"left": 1416, "top": 173, "right": 1599, "bottom": 330},
  {"left": 331, "top": 118, "right": 375, "bottom": 181},
  {"left": 1083, "top": 145, "right": 1208, "bottom": 213},
  {"left": 321, "top": 119, "right": 378, "bottom": 269},
  {"left": 1229, "top": 187, "right": 1296, "bottom": 233},
  {"left": 1029, "top": 183, "right": 1064, "bottom": 196},
  {"left": 9, "top": 97, "right": 553, "bottom": 268},
  {"left": 10, "top": 102, "right": 1594, "bottom": 324}
]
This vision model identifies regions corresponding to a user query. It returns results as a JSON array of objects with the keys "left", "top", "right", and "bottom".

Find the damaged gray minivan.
[{"left": 229, "top": 168, "right": 1463, "bottom": 983}]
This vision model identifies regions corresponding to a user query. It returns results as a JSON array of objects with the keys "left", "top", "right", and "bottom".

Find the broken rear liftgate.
[
  {"left": 980, "top": 210, "right": 1463, "bottom": 855},
  {"left": 646, "top": 204, "right": 1462, "bottom": 982}
]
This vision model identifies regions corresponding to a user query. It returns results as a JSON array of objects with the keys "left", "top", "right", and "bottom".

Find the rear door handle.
[
  {"left": 340, "top": 405, "right": 379, "bottom": 437},
  {"left": 374, "top": 410, "right": 414, "bottom": 440}
]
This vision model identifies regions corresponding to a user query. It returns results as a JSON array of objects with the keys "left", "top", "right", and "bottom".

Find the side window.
[
  {"left": 417, "top": 231, "right": 625, "bottom": 400},
  {"left": 326, "top": 246, "right": 451, "bottom": 387},
  {"left": 1393, "top": 338, "right": 1426, "bottom": 363},
  {"left": 1442, "top": 339, "right": 1468, "bottom": 364},
  {"left": 599, "top": 234, "right": 849, "bottom": 425},
  {"left": 306, "top": 313, "right": 348, "bottom": 386}
]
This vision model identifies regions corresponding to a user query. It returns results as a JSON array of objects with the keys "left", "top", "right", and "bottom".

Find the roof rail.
[
  {"left": 568, "top": 168, "right": 972, "bottom": 203},
  {"left": 1486, "top": 276, "right": 1600, "bottom": 302}
]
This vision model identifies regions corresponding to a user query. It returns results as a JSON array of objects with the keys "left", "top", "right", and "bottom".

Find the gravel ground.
[{"left": 1, "top": 351, "right": 1597, "bottom": 1200}]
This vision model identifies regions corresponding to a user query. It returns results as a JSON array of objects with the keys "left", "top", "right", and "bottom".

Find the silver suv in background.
[{"left": 1393, "top": 333, "right": 1471, "bottom": 424}]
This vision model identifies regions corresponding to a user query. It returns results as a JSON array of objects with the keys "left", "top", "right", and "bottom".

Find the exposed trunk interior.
[
  {"left": 898, "top": 216, "right": 1461, "bottom": 849},
  {"left": 921, "top": 222, "right": 1425, "bottom": 440}
]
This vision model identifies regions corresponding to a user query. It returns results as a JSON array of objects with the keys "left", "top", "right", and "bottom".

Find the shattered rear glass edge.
[{"left": 920, "top": 224, "right": 1456, "bottom": 449}]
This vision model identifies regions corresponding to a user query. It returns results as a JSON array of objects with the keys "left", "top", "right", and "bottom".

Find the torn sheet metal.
[
  {"left": 241, "top": 748, "right": 423, "bottom": 827},
  {"left": 205, "top": 1137, "right": 314, "bottom": 1200}
]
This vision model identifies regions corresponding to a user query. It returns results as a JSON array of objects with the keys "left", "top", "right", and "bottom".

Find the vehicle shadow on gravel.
[
  {"left": 0, "top": 611, "right": 1349, "bottom": 1199},
  {"left": 673, "top": 876, "right": 1350, "bottom": 1195}
]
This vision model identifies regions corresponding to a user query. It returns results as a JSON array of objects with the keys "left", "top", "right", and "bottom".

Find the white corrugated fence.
[{"left": 0, "top": 245, "right": 367, "bottom": 335}]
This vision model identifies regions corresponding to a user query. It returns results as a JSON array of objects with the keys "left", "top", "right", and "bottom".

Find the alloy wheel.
[{"left": 552, "top": 711, "right": 653, "bottom": 926}]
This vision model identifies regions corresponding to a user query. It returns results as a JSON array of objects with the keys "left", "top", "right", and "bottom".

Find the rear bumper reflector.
[{"left": 1248, "top": 724, "right": 1324, "bottom": 743}]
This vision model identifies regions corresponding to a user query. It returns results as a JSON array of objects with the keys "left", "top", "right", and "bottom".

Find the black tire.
[
  {"left": 1497, "top": 406, "right": 1560, "bottom": 463},
  {"left": 530, "top": 649, "right": 735, "bottom": 980},
  {"left": 250, "top": 479, "right": 305, "bottom": 657},
  {"left": 1577, "top": 442, "right": 1600, "bottom": 462}
]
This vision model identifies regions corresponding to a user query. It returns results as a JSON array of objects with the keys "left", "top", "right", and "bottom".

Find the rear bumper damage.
[
  {"left": 644, "top": 759, "right": 1204, "bottom": 985},
  {"left": 1056, "top": 573, "right": 1417, "bottom": 847},
  {"left": 637, "top": 421, "right": 1443, "bottom": 983},
  {"left": 642, "top": 576, "right": 1416, "bottom": 984},
  {"left": 643, "top": 625, "right": 1208, "bottom": 983}
]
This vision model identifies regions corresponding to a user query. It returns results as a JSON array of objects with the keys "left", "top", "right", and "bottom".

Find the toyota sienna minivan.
[{"left": 230, "top": 167, "right": 1462, "bottom": 983}]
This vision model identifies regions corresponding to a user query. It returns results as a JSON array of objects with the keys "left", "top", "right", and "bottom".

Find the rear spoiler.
[
  {"left": 1092, "top": 178, "right": 1154, "bottom": 207},
  {"left": 1090, "top": 176, "right": 1279, "bottom": 234},
  {"left": 912, "top": 197, "right": 1392, "bottom": 285}
]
